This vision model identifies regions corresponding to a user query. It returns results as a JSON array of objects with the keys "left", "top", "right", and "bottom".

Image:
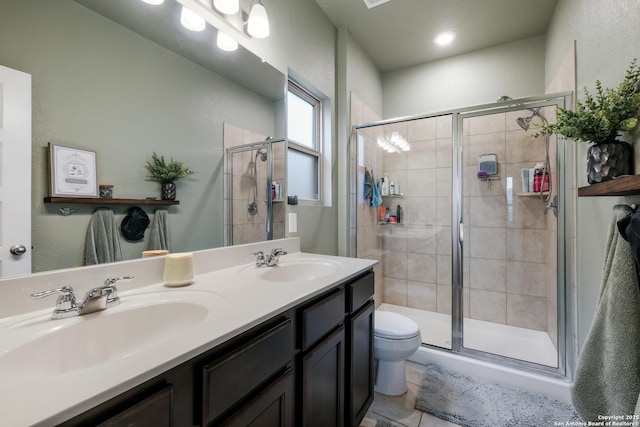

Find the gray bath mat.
[{"left": 415, "top": 364, "right": 582, "bottom": 427}]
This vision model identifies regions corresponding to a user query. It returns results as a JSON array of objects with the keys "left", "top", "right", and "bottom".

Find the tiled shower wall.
[
  {"left": 224, "top": 123, "right": 285, "bottom": 246},
  {"left": 351, "top": 93, "right": 558, "bottom": 346}
]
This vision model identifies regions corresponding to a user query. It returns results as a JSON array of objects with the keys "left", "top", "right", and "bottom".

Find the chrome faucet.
[
  {"left": 31, "top": 276, "right": 134, "bottom": 319},
  {"left": 251, "top": 248, "right": 288, "bottom": 267}
]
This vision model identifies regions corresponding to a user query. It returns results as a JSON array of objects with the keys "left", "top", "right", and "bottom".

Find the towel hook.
[{"left": 58, "top": 207, "right": 76, "bottom": 216}]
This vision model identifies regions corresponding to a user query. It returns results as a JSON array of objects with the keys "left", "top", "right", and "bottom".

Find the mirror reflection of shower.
[
  {"left": 248, "top": 148, "right": 268, "bottom": 216},
  {"left": 498, "top": 96, "right": 556, "bottom": 214}
]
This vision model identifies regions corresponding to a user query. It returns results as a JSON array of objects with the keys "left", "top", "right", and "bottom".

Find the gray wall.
[
  {"left": 382, "top": 36, "right": 547, "bottom": 118},
  {"left": 0, "top": 0, "right": 277, "bottom": 272},
  {"left": 545, "top": 0, "right": 640, "bottom": 351}
]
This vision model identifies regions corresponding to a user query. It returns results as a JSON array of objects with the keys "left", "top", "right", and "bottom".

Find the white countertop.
[{"left": 0, "top": 239, "right": 377, "bottom": 426}]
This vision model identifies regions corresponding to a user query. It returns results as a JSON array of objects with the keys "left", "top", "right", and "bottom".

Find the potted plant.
[
  {"left": 145, "top": 152, "right": 194, "bottom": 200},
  {"left": 532, "top": 58, "right": 640, "bottom": 184}
]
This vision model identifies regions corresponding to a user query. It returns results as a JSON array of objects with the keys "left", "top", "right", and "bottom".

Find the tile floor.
[{"left": 359, "top": 361, "right": 461, "bottom": 427}]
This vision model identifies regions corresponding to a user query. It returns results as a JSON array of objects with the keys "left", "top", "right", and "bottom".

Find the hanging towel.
[
  {"left": 370, "top": 171, "right": 382, "bottom": 207},
  {"left": 84, "top": 208, "right": 122, "bottom": 265},
  {"left": 364, "top": 168, "right": 373, "bottom": 203},
  {"left": 572, "top": 205, "right": 640, "bottom": 422},
  {"left": 147, "top": 209, "right": 173, "bottom": 252}
]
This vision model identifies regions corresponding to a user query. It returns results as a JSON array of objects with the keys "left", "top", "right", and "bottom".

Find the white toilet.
[{"left": 374, "top": 311, "right": 421, "bottom": 396}]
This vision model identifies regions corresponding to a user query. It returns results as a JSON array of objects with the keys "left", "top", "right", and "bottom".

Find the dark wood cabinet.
[
  {"left": 220, "top": 369, "right": 294, "bottom": 427},
  {"left": 56, "top": 270, "right": 375, "bottom": 427},
  {"left": 301, "top": 326, "right": 345, "bottom": 427},
  {"left": 347, "top": 300, "right": 375, "bottom": 427},
  {"left": 97, "top": 385, "right": 173, "bottom": 427}
]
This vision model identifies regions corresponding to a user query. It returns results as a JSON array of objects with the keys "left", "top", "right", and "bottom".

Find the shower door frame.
[
  {"left": 227, "top": 140, "right": 277, "bottom": 245},
  {"left": 451, "top": 93, "right": 575, "bottom": 378},
  {"left": 352, "top": 92, "right": 576, "bottom": 379}
]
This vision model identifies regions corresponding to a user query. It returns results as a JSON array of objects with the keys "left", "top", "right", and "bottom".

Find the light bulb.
[
  {"left": 181, "top": 6, "right": 206, "bottom": 32},
  {"left": 140, "top": 0, "right": 164, "bottom": 4},
  {"left": 213, "top": 0, "right": 239, "bottom": 15},
  {"left": 247, "top": 2, "right": 269, "bottom": 38},
  {"left": 434, "top": 31, "right": 456, "bottom": 46},
  {"left": 217, "top": 31, "right": 238, "bottom": 51}
]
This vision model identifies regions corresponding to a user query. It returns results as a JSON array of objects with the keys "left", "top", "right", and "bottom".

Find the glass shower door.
[{"left": 457, "top": 106, "right": 560, "bottom": 368}]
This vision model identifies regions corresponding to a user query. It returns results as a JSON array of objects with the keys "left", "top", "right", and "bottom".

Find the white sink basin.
[
  {"left": 259, "top": 260, "right": 339, "bottom": 282},
  {"left": 0, "top": 290, "right": 225, "bottom": 379}
]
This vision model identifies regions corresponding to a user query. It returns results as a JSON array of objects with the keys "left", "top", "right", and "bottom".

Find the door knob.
[{"left": 9, "top": 244, "right": 27, "bottom": 256}]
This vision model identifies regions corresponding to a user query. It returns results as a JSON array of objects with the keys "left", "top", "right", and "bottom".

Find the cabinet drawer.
[
  {"left": 348, "top": 271, "right": 374, "bottom": 314},
  {"left": 97, "top": 385, "right": 173, "bottom": 427},
  {"left": 302, "top": 288, "right": 345, "bottom": 351},
  {"left": 202, "top": 319, "right": 293, "bottom": 425}
]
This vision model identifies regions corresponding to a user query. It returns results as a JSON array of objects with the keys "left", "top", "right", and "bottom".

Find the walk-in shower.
[
  {"left": 351, "top": 93, "right": 574, "bottom": 379},
  {"left": 225, "top": 138, "right": 287, "bottom": 245}
]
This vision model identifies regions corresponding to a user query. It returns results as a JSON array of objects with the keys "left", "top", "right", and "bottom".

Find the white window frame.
[{"left": 287, "top": 79, "right": 322, "bottom": 203}]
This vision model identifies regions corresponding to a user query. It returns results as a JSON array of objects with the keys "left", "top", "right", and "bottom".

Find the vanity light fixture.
[
  {"left": 140, "top": 0, "right": 164, "bottom": 4},
  {"left": 247, "top": 0, "right": 270, "bottom": 38},
  {"left": 217, "top": 30, "right": 239, "bottom": 51},
  {"left": 377, "top": 131, "right": 410, "bottom": 153},
  {"left": 434, "top": 31, "right": 456, "bottom": 46},
  {"left": 181, "top": 6, "right": 206, "bottom": 31},
  {"left": 213, "top": 0, "right": 239, "bottom": 15}
]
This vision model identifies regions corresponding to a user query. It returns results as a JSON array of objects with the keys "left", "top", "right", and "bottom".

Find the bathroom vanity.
[{"left": 0, "top": 238, "right": 376, "bottom": 427}]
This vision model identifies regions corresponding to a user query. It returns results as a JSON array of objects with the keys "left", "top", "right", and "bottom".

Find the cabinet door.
[
  {"left": 347, "top": 300, "right": 375, "bottom": 427},
  {"left": 301, "top": 325, "right": 345, "bottom": 427},
  {"left": 96, "top": 385, "right": 173, "bottom": 427},
  {"left": 220, "top": 369, "right": 293, "bottom": 427}
]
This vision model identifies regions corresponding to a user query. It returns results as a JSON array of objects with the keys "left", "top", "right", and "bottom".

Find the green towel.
[
  {"left": 572, "top": 205, "right": 640, "bottom": 421},
  {"left": 84, "top": 208, "right": 122, "bottom": 265},
  {"left": 147, "top": 209, "right": 172, "bottom": 252}
]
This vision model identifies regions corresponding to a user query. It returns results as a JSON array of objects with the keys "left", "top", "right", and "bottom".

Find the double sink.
[{"left": 0, "top": 255, "right": 342, "bottom": 381}]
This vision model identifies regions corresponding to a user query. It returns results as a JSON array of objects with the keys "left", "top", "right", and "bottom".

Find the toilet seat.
[{"left": 375, "top": 311, "right": 420, "bottom": 340}]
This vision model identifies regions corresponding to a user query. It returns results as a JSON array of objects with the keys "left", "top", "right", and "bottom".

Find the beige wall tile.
[
  {"left": 506, "top": 228, "right": 546, "bottom": 263},
  {"left": 468, "top": 226, "right": 506, "bottom": 260},
  {"left": 383, "top": 151, "right": 408, "bottom": 172},
  {"left": 407, "top": 253, "right": 437, "bottom": 283},
  {"left": 408, "top": 139, "right": 437, "bottom": 170},
  {"left": 436, "top": 226, "right": 452, "bottom": 256},
  {"left": 383, "top": 277, "right": 408, "bottom": 306},
  {"left": 468, "top": 132, "right": 506, "bottom": 166},
  {"left": 506, "top": 261, "right": 546, "bottom": 297},
  {"left": 407, "top": 169, "right": 437, "bottom": 197},
  {"left": 437, "top": 255, "right": 452, "bottom": 285},
  {"left": 408, "top": 281, "right": 437, "bottom": 311},
  {"left": 382, "top": 226, "right": 408, "bottom": 252},
  {"left": 436, "top": 167, "right": 452, "bottom": 196},
  {"left": 468, "top": 113, "right": 505, "bottom": 135},
  {"left": 469, "top": 196, "right": 506, "bottom": 227},
  {"left": 407, "top": 225, "right": 438, "bottom": 254},
  {"left": 505, "top": 129, "right": 546, "bottom": 164},
  {"left": 437, "top": 138, "right": 453, "bottom": 167},
  {"left": 406, "top": 197, "right": 437, "bottom": 226},
  {"left": 469, "top": 258, "right": 506, "bottom": 292},
  {"left": 437, "top": 284, "right": 452, "bottom": 314},
  {"left": 408, "top": 117, "right": 438, "bottom": 142},
  {"left": 436, "top": 197, "right": 452, "bottom": 226},
  {"left": 507, "top": 294, "right": 547, "bottom": 331},
  {"left": 436, "top": 115, "right": 452, "bottom": 139},
  {"left": 469, "top": 289, "right": 506, "bottom": 324},
  {"left": 383, "top": 251, "right": 407, "bottom": 279}
]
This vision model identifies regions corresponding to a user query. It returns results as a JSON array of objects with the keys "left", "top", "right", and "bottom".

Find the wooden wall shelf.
[
  {"left": 44, "top": 197, "right": 179, "bottom": 205},
  {"left": 578, "top": 175, "right": 640, "bottom": 197}
]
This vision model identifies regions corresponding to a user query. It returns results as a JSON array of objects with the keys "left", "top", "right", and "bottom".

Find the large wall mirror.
[{"left": 0, "top": 0, "right": 286, "bottom": 274}]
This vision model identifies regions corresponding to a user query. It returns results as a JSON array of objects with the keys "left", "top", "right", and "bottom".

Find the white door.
[{"left": 0, "top": 65, "right": 31, "bottom": 277}]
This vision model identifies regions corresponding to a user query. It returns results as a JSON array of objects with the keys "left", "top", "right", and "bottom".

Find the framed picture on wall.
[{"left": 48, "top": 143, "right": 98, "bottom": 197}]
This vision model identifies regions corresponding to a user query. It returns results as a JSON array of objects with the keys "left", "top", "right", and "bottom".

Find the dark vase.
[
  {"left": 587, "top": 140, "right": 633, "bottom": 184},
  {"left": 161, "top": 181, "right": 176, "bottom": 200}
]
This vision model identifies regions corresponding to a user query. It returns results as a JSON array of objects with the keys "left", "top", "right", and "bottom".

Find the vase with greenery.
[
  {"left": 145, "top": 152, "right": 194, "bottom": 200},
  {"left": 532, "top": 58, "right": 640, "bottom": 184}
]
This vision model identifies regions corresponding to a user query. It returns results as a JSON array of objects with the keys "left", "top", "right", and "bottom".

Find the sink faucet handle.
[
  {"left": 31, "top": 285, "right": 77, "bottom": 312},
  {"left": 251, "top": 251, "right": 267, "bottom": 267},
  {"left": 103, "top": 275, "right": 134, "bottom": 287},
  {"left": 270, "top": 248, "right": 287, "bottom": 256}
]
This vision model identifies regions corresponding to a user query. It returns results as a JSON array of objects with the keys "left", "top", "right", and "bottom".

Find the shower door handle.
[
  {"left": 266, "top": 219, "right": 271, "bottom": 233},
  {"left": 459, "top": 223, "right": 464, "bottom": 244}
]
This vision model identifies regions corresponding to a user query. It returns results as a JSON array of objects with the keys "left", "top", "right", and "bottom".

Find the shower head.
[
  {"left": 255, "top": 149, "right": 268, "bottom": 162},
  {"left": 516, "top": 116, "right": 532, "bottom": 131}
]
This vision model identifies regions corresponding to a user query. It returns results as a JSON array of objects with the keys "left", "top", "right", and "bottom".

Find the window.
[{"left": 287, "top": 80, "right": 321, "bottom": 201}]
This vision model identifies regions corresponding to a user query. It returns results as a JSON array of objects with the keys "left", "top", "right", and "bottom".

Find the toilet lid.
[{"left": 375, "top": 311, "right": 420, "bottom": 340}]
